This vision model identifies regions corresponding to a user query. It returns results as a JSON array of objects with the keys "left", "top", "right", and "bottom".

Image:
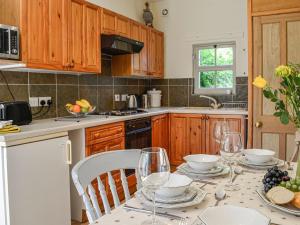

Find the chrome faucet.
[{"left": 199, "top": 95, "right": 222, "bottom": 109}]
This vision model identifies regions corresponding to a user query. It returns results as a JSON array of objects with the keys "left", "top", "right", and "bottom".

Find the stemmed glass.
[
  {"left": 213, "top": 120, "right": 230, "bottom": 145},
  {"left": 138, "top": 147, "right": 170, "bottom": 225},
  {"left": 220, "top": 132, "right": 243, "bottom": 191}
]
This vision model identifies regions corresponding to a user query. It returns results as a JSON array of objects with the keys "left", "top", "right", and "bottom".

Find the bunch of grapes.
[{"left": 262, "top": 166, "right": 290, "bottom": 193}]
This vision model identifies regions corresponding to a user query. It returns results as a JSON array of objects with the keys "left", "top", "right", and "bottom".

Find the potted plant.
[{"left": 253, "top": 64, "right": 300, "bottom": 177}]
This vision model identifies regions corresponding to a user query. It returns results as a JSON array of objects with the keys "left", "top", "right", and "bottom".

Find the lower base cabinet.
[
  {"left": 169, "top": 113, "right": 246, "bottom": 166},
  {"left": 85, "top": 122, "right": 136, "bottom": 214},
  {"left": 152, "top": 114, "right": 169, "bottom": 155}
]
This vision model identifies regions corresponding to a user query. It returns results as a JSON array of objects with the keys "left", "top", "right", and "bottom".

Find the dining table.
[{"left": 95, "top": 163, "right": 299, "bottom": 225}]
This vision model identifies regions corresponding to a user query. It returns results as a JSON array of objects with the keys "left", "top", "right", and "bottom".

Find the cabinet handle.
[
  {"left": 255, "top": 121, "right": 263, "bottom": 128},
  {"left": 66, "top": 140, "right": 72, "bottom": 165}
]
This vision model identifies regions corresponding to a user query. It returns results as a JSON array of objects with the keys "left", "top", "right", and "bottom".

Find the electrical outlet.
[
  {"left": 39, "top": 97, "right": 52, "bottom": 106},
  {"left": 29, "top": 97, "right": 39, "bottom": 107},
  {"left": 114, "top": 94, "right": 120, "bottom": 102},
  {"left": 121, "top": 94, "right": 128, "bottom": 101}
]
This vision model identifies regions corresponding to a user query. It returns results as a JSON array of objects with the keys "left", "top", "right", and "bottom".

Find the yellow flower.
[
  {"left": 275, "top": 65, "right": 292, "bottom": 77},
  {"left": 253, "top": 75, "right": 267, "bottom": 89}
]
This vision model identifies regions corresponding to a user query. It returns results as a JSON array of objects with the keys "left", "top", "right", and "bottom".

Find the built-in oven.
[
  {"left": 0, "top": 24, "right": 19, "bottom": 60},
  {"left": 125, "top": 117, "right": 152, "bottom": 176}
]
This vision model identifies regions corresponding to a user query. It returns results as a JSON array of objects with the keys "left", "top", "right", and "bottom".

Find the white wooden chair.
[{"left": 72, "top": 149, "right": 142, "bottom": 224}]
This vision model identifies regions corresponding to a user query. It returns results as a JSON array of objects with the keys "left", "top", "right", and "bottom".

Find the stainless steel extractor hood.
[{"left": 101, "top": 34, "right": 144, "bottom": 55}]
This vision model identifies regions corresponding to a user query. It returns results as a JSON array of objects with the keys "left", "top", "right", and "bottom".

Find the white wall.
[
  {"left": 87, "top": 0, "right": 143, "bottom": 22},
  {"left": 147, "top": 0, "right": 248, "bottom": 78}
]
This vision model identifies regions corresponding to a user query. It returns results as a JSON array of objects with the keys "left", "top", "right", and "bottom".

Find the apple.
[{"left": 73, "top": 105, "right": 81, "bottom": 113}]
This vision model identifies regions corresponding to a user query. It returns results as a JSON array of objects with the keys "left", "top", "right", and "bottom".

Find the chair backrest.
[{"left": 72, "top": 149, "right": 142, "bottom": 223}]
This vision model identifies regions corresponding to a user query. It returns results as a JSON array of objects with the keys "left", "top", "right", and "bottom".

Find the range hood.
[{"left": 101, "top": 34, "right": 144, "bottom": 55}]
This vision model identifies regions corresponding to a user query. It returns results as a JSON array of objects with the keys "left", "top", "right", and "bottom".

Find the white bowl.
[
  {"left": 200, "top": 205, "right": 270, "bottom": 225},
  {"left": 184, "top": 154, "right": 219, "bottom": 171},
  {"left": 155, "top": 174, "right": 192, "bottom": 198},
  {"left": 243, "top": 149, "right": 275, "bottom": 164}
]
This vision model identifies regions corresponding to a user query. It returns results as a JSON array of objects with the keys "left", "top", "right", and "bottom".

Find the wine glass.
[
  {"left": 213, "top": 120, "right": 230, "bottom": 148},
  {"left": 138, "top": 147, "right": 170, "bottom": 225},
  {"left": 220, "top": 132, "right": 243, "bottom": 191}
]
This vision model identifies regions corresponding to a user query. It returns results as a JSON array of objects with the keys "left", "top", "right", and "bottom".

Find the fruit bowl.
[
  {"left": 66, "top": 105, "right": 96, "bottom": 118},
  {"left": 65, "top": 99, "right": 96, "bottom": 118}
]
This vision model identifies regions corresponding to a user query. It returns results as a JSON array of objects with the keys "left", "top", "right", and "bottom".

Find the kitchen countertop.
[{"left": 0, "top": 107, "right": 247, "bottom": 143}]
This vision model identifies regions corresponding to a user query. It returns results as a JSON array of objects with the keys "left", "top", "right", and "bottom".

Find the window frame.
[{"left": 193, "top": 42, "right": 236, "bottom": 95}]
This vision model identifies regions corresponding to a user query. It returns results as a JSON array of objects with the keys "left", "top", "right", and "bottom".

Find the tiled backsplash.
[{"left": 0, "top": 58, "right": 247, "bottom": 120}]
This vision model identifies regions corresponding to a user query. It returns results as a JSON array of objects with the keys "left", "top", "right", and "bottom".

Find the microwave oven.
[{"left": 0, "top": 24, "right": 20, "bottom": 60}]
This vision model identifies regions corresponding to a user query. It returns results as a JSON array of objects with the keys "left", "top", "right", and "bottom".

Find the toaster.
[{"left": 0, "top": 101, "right": 32, "bottom": 125}]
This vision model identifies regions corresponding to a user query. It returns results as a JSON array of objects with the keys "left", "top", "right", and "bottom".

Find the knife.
[{"left": 123, "top": 204, "right": 185, "bottom": 221}]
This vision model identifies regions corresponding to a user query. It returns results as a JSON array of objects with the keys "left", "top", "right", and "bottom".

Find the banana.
[
  {"left": 65, "top": 103, "right": 73, "bottom": 108},
  {"left": 80, "top": 99, "right": 91, "bottom": 108},
  {"left": 76, "top": 100, "right": 89, "bottom": 108}
]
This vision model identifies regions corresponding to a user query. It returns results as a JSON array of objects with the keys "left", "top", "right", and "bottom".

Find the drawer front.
[{"left": 86, "top": 122, "right": 125, "bottom": 145}]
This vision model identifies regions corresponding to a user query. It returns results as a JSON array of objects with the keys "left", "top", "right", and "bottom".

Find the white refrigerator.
[{"left": 0, "top": 132, "right": 72, "bottom": 225}]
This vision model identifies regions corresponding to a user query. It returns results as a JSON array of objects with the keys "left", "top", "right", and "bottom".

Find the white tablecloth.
[{"left": 96, "top": 165, "right": 300, "bottom": 225}]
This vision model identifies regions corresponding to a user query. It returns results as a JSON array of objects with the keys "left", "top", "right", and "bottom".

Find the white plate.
[
  {"left": 238, "top": 157, "right": 284, "bottom": 169},
  {"left": 177, "top": 163, "right": 223, "bottom": 174},
  {"left": 136, "top": 187, "right": 206, "bottom": 209},
  {"left": 256, "top": 188, "right": 300, "bottom": 216},
  {"left": 184, "top": 154, "right": 219, "bottom": 171},
  {"left": 199, "top": 205, "right": 270, "bottom": 225},
  {"left": 241, "top": 156, "right": 278, "bottom": 166},
  {"left": 142, "top": 186, "right": 198, "bottom": 204},
  {"left": 177, "top": 164, "right": 230, "bottom": 178}
]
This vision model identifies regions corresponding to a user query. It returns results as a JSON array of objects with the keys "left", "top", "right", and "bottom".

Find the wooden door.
[
  {"left": 68, "top": 0, "right": 85, "bottom": 71},
  {"left": 23, "top": 0, "right": 47, "bottom": 65},
  {"left": 148, "top": 29, "right": 157, "bottom": 76},
  {"left": 101, "top": 8, "right": 116, "bottom": 34},
  {"left": 131, "top": 21, "right": 141, "bottom": 74},
  {"left": 140, "top": 25, "right": 149, "bottom": 75},
  {"left": 47, "top": 0, "right": 67, "bottom": 70},
  {"left": 252, "top": 13, "right": 300, "bottom": 160},
  {"left": 116, "top": 15, "right": 130, "bottom": 37},
  {"left": 155, "top": 31, "right": 164, "bottom": 78},
  {"left": 206, "top": 115, "right": 245, "bottom": 155},
  {"left": 189, "top": 115, "right": 205, "bottom": 155},
  {"left": 84, "top": 3, "right": 100, "bottom": 72},
  {"left": 170, "top": 114, "right": 189, "bottom": 166}
]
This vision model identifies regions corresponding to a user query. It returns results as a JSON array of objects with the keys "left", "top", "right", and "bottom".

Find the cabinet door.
[
  {"left": 47, "top": 0, "right": 67, "bottom": 69},
  {"left": 68, "top": 0, "right": 85, "bottom": 71},
  {"left": 152, "top": 114, "right": 169, "bottom": 155},
  {"left": 206, "top": 115, "right": 244, "bottom": 155},
  {"left": 155, "top": 31, "right": 164, "bottom": 77},
  {"left": 170, "top": 114, "right": 189, "bottom": 166},
  {"left": 102, "top": 8, "right": 116, "bottom": 34},
  {"left": 131, "top": 21, "right": 141, "bottom": 74},
  {"left": 140, "top": 25, "right": 149, "bottom": 75},
  {"left": 116, "top": 15, "right": 130, "bottom": 37},
  {"left": 84, "top": 4, "right": 100, "bottom": 72},
  {"left": 23, "top": 0, "right": 47, "bottom": 65},
  {"left": 148, "top": 29, "right": 157, "bottom": 75},
  {"left": 189, "top": 116, "right": 205, "bottom": 155}
]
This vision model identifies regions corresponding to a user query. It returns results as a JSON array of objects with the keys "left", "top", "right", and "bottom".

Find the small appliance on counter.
[
  {"left": 127, "top": 95, "right": 138, "bottom": 109},
  {"left": 0, "top": 101, "right": 32, "bottom": 125},
  {"left": 147, "top": 88, "right": 162, "bottom": 108},
  {"left": 0, "top": 24, "right": 20, "bottom": 60},
  {"left": 141, "top": 94, "right": 149, "bottom": 109}
]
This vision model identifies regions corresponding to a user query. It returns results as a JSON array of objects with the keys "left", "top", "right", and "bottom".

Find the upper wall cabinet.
[
  {"left": 101, "top": 8, "right": 117, "bottom": 34},
  {"left": 252, "top": 0, "right": 300, "bottom": 15},
  {"left": 116, "top": 15, "right": 130, "bottom": 37},
  {"left": 1, "top": 0, "right": 101, "bottom": 73},
  {"left": 149, "top": 29, "right": 164, "bottom": 78}
]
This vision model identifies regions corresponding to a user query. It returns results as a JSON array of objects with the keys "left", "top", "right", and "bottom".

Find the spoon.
[{"left": 214, "top": 187, "right": 226, "bottom": 206}]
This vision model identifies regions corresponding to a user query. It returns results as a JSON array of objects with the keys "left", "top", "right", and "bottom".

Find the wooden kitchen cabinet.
[
  {"left": 149, "top": 28, "right": 164, "bottom": 77},
  {"left": 101, "top": 8, "right": 117, "bottom": 34},
  {"left": 152, "top": 114, "right": 169, "bottom": 155},
  {"left": 116, "top": 14, "right": 130, "bottom": 37},
  {"left": 169, "top": 113, "right": 245, "bottom": 166}
]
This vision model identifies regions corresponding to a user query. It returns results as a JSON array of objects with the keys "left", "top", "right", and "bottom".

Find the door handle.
[
  {"left": 66, "top": 140, "right": 72, "bottom": 165},
  {"left": 255, "top": 121, "right": 263, "bottom": 128}
]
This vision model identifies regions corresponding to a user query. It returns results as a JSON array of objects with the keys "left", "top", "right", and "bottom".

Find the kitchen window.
[{"left": 193, "top": 42, "right": 236, "bottom": 95}]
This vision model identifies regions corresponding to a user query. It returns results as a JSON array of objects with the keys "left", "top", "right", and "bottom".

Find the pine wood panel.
[
  {"left": 0, "top": 0, "right": 20, "bottom": 26},
  {"left": 287, "top": 20, "right": 300, "bottom": 63},
  {"left": 148, "top": 29, "right": 157, "bottom": 76},
  {"left": 252, "top": 0, "right": 300, "bottom": 15},
  {"left": 189, "top": 116, "right": 205, "bottom": 155},
  {"left": 116, "top": 15, "right": 130, "bottom": 37},
  {"left": 152, "top": 114, "right": 169, "bottom": 156},
  {"left": 131, "top": 21, "right": 141, "bottom": 74},
  {"left": 101, "top": 8, "right": 116, "bottom": 34},
  {"left": 140, "top": 25, "right": 149, "bottom": 75},
  {"left": 84, "top": 3, "right": 100, "bottom": 72},
  {"left": 148, "top": 29, "right": 164, "bottom": 77}
]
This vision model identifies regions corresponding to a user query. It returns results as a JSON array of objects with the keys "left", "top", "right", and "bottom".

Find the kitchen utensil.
[
  {"left": 183, "top": 154, "right": 220, "bottom": 171},
  {"left": 123, "top": 205, "right": 184, "bottom": 221},
  {"left": 147, "top": 89, "right": 162, "bottom": 108},
  {"left": 127, "top": 95, "right": 138, "bottom": 109},
  {"left": 142, "top": 94, "right": 149, "bottom": 109},
  {"left": 214, "top": 187, "right": 226, "bottom": 206}
]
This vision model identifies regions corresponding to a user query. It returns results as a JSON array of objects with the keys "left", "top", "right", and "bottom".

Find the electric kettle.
[{"left": 127, "top": 95, "right": 138, "bottom": 109}]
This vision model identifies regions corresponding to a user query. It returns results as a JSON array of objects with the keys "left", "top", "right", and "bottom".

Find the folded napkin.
[{"left": 0, "top": 125, "right": 21, "bottom": 134}]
